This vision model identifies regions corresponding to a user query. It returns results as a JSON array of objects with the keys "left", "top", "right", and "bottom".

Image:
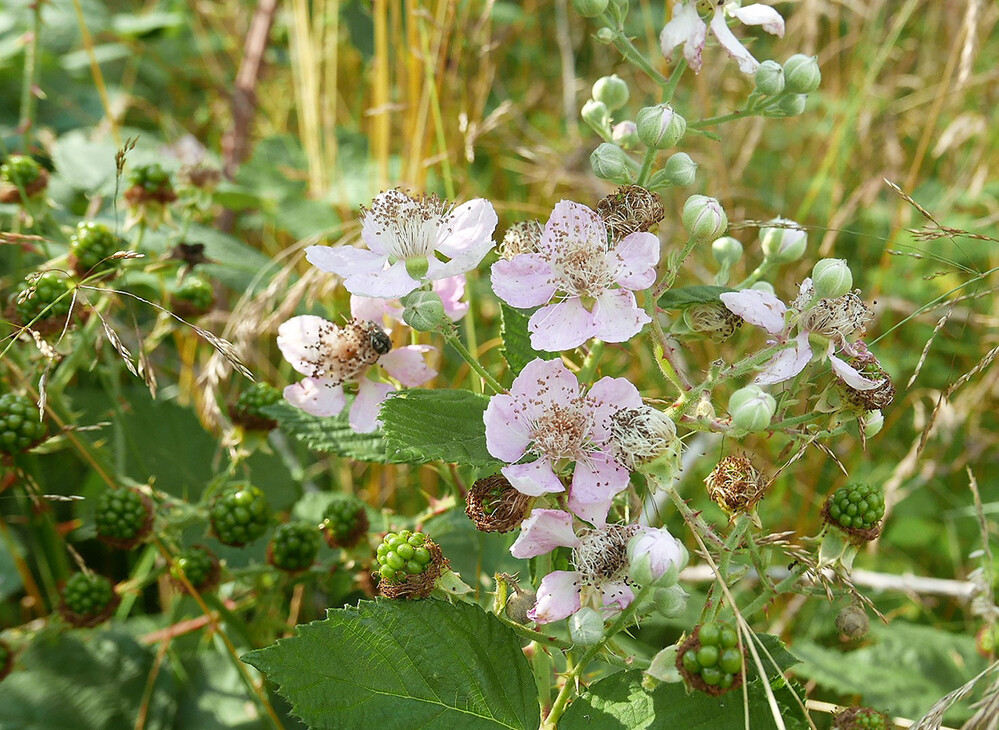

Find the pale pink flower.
[
  {"left": 305, "top": 189, "right": 497, "bottom": 299},
  {"left": 490, "top": 200, "right": 659, "bottom": 352},
  {"left": 628, "top": 526, "right": 686, "bottom": 584},
  {"left": 349, "top": 275, "right": 470, "bottom": 324},
  {"left": 277, "top": 313, "right": 436, "bottom": 433},
  {"left": 660, "top": 1, "right": 785, "bottom": 75},
  {"left": 483, "top": 358, "right": 642, "bottom": 526}
]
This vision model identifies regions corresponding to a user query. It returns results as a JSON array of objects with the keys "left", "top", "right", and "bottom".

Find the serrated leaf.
[
  {"left": 243, "top": 599, "right": 537, "bottom": 730},
  {"left": 379, "top": 389, "right": 502, "bottom": 467},
  {"left": 657, "top": 285, "right": 734, "bottom": 309},
  {"left": 500, "top": 303, "right": 556, "bottom": 375},
  {"left": 561, "top": 671, "right": 805, "bottom": 730},
  {"left": 264, "top": 401, "right": 402, "bottom": 463}
]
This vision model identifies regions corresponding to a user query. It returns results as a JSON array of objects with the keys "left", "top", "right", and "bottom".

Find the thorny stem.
[{"left": 599, "top": 17, "right": 670, "bottom": 89}]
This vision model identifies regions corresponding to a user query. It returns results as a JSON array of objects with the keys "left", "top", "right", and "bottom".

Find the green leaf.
[
  {"left": 380, "top": 389, "right": 502, "bottom": 467},
  {"left": 243, "top": 599, "right": 537, "bottom": 730},
  {"left": 657, "top": 285, "right": 734, "bottom": 309},
  {"left": 500, "top": 303, "right": 556, "bottom": 376},
  {"left": 265, "top": 401, "right": 401, "bottom": 463},
  {"left": 561, "top": 671, "right": 805, "bottom": 730}
]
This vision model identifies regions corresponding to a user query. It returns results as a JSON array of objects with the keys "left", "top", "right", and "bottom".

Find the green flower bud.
[
  {"left": 751, "top": 281, "right": 776, "bottom": 295},
  {"left": 712, "top": 236, "right": 743, "bottom": 268},
  {"left": 590, "top": 143, "right": 634, "bottom": 184},
  {"left": 636, "top": 104, "right": 686, "bottom": 149},
  {"left": 812, "top": 258, "right": 853, "bottom": 299},
  {"left": 682, "top": 195, "right": 727, "bottom": 241},
  {"left": 573, "top": 0, "right": 609, "bottom": 17},
  {"left": 771, "top": 93, "right": 808, "bottom": 117},
  {"left": 783, "top": 54, "right": 822, "bottom": 94},
  {"left": 728, "top": 385, "right": 777, "bottom": 432},
  {"left": 659, "top": 152, "right": 697, "bottom": 187},
  {"left": 592, "top": 74, "right": 629, "bottom": 111},
  {"left": 581, "top": 99, "right": 611, "bottom": 133},
  {"left": 594, "top": 27, "right": 616, "bottom": 44},
  {"left": 404, "top": 255, "right": 430, "bottom": 280},
  {"left": 568, "top": 607, "right": 605, "bottom": 645},
  {"left": 654, "top": 585, "right": 688, "bottom": 619},
  {"left": 760, "top": 218, "right": 806, "bottom": 262},
  {"left": 401, "top": 289, "right": 450, "bottom": 332},
  {"left": 861, "top": 410, "right": 884, "bottom": 437},
  {"left": 754, "top": 60, "right": 785, "bottom": 96},
  {"left": 611, "top": 121, "right": 639, "bottom": 149}
]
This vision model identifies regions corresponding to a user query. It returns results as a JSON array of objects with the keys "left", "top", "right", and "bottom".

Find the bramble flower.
[
  {"left": 349, "top": 275, "right": 470, "bottom": 324},
  {"left": 490, "top": 200, "right": 660, "bottom": 352},
  {"left": 660, "top": 1, "right": 785, "bottom": 75},
  {"left": 277, "top": 312, "right": 436, "bottom": 433},
  {"left": 305, "top": 189, "right": 497, "bottom": 299},
  {"left": 483, "top": 358, "right": 642, "bottom": 526}
]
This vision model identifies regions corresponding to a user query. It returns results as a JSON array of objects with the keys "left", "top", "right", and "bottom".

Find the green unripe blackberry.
[
  {"left": 95, "top": 487, "right": 154, "bottom": 549},
  {"left": 172, "top": 545, "right": 220, "bottom": 592},
  {"left": 374, "top": 530, "right": 448, "bottom": 600},
  {"left": 209, "top": 485, "right": 270, "bottom": 546},
  {"left": 126, "top": 163, "right": 175, "bottom": 198},
  {"left": 230, "top": 382, "right": 283, "bottom": 431},
  {"left": 268, "top": 521, "right": 321, "bottom": 572},
  {"left": 0, "top": 638, "right": 11, "bottom": 680},
  {"left": 824, "top": 482, "right": 885, "bottom": 537},
  {"left": 69, "top": 221, "right": 125, "bottom": 277},
  {"left": 14, "top": 272, "right": 73, "bottom": 325},
  {"left": 1, "top": 155, "right": 42, "bottom": 187},
  {"left": 59, "top": 572, "right": 119, "bottom": 627},
  {"left": 832, "top": 707, "right": 890, "bottom": 730},
  {"left": 172, "top": 275, "right": 214, "bottom": 316},
  {"left": 676, "top": 621, "right": 744, "bottom": 696},
  {"left": 321, "top": 495, "right": 370, "bottom": 548},
  {"left": 0, "top": 393, "right": 48, "bottom": 455}
]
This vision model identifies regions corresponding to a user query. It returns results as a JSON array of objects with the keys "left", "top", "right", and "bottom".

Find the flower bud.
[
  {"left": 401, "top": 289, "right": 450, "bottom": 332},
  {"left": 611, "top": 120, "right": 639, "bottom": 149},
  {"left": 581, "top": 99, "right": 611, "bottom": 133},
  {"left": 568, "top": 607, "right": 605, "bottom": 645},
  {"left": 653, "top": 585, "right": 688, "bottom": 619},
  {"left": 835, "top": 604, "right": 869, "bottom": 639},
  {"left": 627, "top": 527, "right": 685, "bottom": 587},
  {"left": 812, "top": 258, "right": 853, "bottom": 299},
  {"left": 728, "top": 385, "right": 777, "bottom": 432},
  {"left": 594, "top": 27, "right": 616, "bottom": 44},
  {"left": 860, "top": 410, "right": 884, "bottom": 437},
  {"left": 505, "top": 587, "right": 538, "bottom": 624},
  {"left": 783, "top": 54, "right": 822, "bottom": 94},
  {"left": 682, "top": 195, "right": 727, "bottom": 241},
  {"left": 754, "top": 60, "right": 785, "bottom": 96},
  {"left": 772, "top": 93, "right": 808, "bottom": 117},
  {"left": 636, "top": 104, "right": 686, "bottom": 149},
  {"left": 760, "top": 218, "right": 806, "bottom": 262},
  {"left": 712, "top": 236, "right": 743, "bottom": 268},
  {"left": 592, "top": 74, "right": 629, "bottom": 111},
  {"left": 573, "top": 0, "right": 609, "bottom": 17},
  {"left": 659, "top": 152, "right": 697, "bottom": 187},
  {"left": 590, "top": 143, "right": 634, "bottom": 184},
  {"left": 751, "top": 281, "right": 776, "bottom": 295}
]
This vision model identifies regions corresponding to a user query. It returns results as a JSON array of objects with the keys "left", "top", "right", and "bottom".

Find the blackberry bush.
[
  {"left": 230, "top": 382, "right": 283, "bottom": 431},
  {"left": 13, "top": 272, "right": 73, "bottom": 326},
  {"left": 0, "top": 393, "right": 48, "bottom": 455},
  {"left": 321, "top": 495, "right": 369, "bottom": 548},
  {"left": 94, "top": 487, "right": 154, "bottom": 549},
  {"left": 374, "top": 530, "right": 447, "bottom": 600},
  {"left": 268, "top": 521, "right": 321, "bottom": 572},
  {"left": 209, "top": 485, "right": 270, "bottom": 546},
  {"left": 59, "top": 572, "right": 119, "bottom": 627},
  {"left": 172, "top": 545, "right": 220, "bottom": 592},
  {"left": 69, "top": 221, "right": 124, "bottom": 277},
  {"left": 823, "top": 482, "right": 885, "bottom": 542},
  {"left": 676, "top": 621, "right": 744, "bottom": 695}
]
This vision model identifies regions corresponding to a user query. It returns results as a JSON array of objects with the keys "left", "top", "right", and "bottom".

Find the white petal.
[
  {"left": 528, "top": 570, "right": 582, "bottom": 624},
  {"left": 510, "top": 509, "right": 581, "bottom": 559},
  {"left": 730, "top": 4, "right": 785, "bottom": 37},
  {"left": 277, "top": 315, "right": 328, "bottom": 376},
  {"left": 710, "top": 10, "right": 759, "bottom": 74},
  {"left": 830, "top": 354, "right": 884, "bottom": 391},
  {"left": 379, "top": 345, "right": 437, "bottom": 387},
  {"left": 350, "top": 378, "right": 394, "bottom": 433},
  {"left": 660, "top": 3, "right": 707, "bottom": 72},
  {"left": 754, "top": 331, "right": 812, "bottom": 385},
  {"left": 720, "top": 290, "right": 787, "bottom": 334},
  {"left": 283, "top": 378, "right": 346, "bottom": 417}
]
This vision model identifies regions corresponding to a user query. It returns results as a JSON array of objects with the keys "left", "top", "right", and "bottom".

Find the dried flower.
[
  {"left": 705, "top": 454, "right": 768, "bottom": 514},
  {"left": 465, "top": 474, "right": 532, "bottom": 533}
]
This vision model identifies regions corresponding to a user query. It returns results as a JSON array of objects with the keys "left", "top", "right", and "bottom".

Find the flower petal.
[
  {"left": 360, "top": 189, "right": 414, "bottom": 255},
  {"left": 720, "top": 290, "right": 787, "bottom": 334},
  {"left": 541, "top": 201, "right": 607, "bottom": 255},
  {"left": 283, "top": 378, "right": 346, "bottom": 417},
  {"left": 435, "top": 198, "right": 498, "bottom": 275},
  {"left": 433, "top": 275, "right": 469, "bottom": 321},
  {"left": 350, "top": 378, "right": 394, "bottom": 433},
  {"left": 600, "top": 581, "right": 635, "bottom": 615},
  {"left": 730, "top": 4, "right": 785, "bottom": 36},
  {"left": 379, "top": 345, "right": 437, "bottom": 387},
  {"left": 510, "top": 357, "right": 580, "bottom": 407},
  {"left": 528, "top": 570, "right": 583, "bottom": 624},
  {"left": 306, "top": 244, "right": 387, "bottom": 277},
  {"left": 710, "top": 10, "right": 759, "bottom": 74},
  {"left": 612, "top": 231, "right": 660, "bottom": 290},
  {"left": 277, "top": 315, "right": 328, "bottom": 377},
  {"left": 755, "top": 331, "right": 812, "bottom": 385},
  {"left": 566, "top": 492, "right": 615, "bottom": 527},
  {"left": 592, "top": 289, "right": 652, "bottom": 344},
  {"left": 586, "top": 376, "right": 643, "bottom": 442},
  {"left": 484, "top": 394, "right": 533, "bottom": 463},
  {"left": 830, "top": 354, "right": 884, "bottom": 391},
  {"left": 510, "top": 509, "right": 582, "bottom": 559},
  {"left": 350, "top": 294, "right": 403, "bottom": 325},
  {"left": 568, "top": 452, "right": 631, "bottom": 526},
  {"left": 660, "top": 2, "right": 706, "bottom": 72},
  {"left": 502, "top": 458, "right": 565, "bottom": 497},
  {"left": 490, "top": 254, "right": 557, "bottom": 309},
  {"left": 529, "top": 298, "right": 598, "bottom": 351},
  {"left": 341, "top": 259, "right": 420, "bottom": 299}
]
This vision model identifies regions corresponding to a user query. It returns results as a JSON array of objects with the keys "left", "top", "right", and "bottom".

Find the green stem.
[
  {"left": 734, "top": 259, "right": 774, "bottom": 289},
  {"left": 740, "top": 563, "right": 809, "bottom": 620},
  {"left": 19, "top": 0, "right": 43, "bottom": 150},
  {"left": 599, "top": 14, "right": 670, "bottom": 88},
  {"left": 578, "top": 340, "right": 605, "bottom": 384},
  {"left": 636, "top": 147, "right": 657, "bottom": 187},
  {"left": 443, "top": 328, "right": 504, "bottom": 393},
  {"left": 661, "top": 59, "right": 687, "bottom": 103}
]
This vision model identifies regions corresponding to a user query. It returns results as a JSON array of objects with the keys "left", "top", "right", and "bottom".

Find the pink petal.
[
  {"left": 306, "top": 244, "right": 387, "bottom": 277},
  {"left": 379, "top": 345, "right": 437, "bottom": 387},
  {"left": 568, "top": 452, "right": 631, "bottom": 526},
  {"left": 566, "top": 492, "right": 614, "bottom": 527},
  {"left": 720, "top": 290, "right": 787, "bottom": 334},
  {"left": 277, "top": 315, "right": 328, "bottom": 376},
  {"left": 600, "top": 581, "right": 635, "bottom": 615},
  {"left": 630, "top": 527, "right": 683, "bottom": 581},
  {"left": 830, "top": 354, "right": 883, "bottom": 391},
  {"left": 350, "top": 378, "right": 394, "bottom": 433},
  {"left": 528, "top": 570, "right": 582, "bottom": 624},
  {"left": 660, "top": 2, "right": 706, "bottom": 72},
  {"left": 731, "top": 4, "right": 785, "bottom": 36},
  {"left": 435, "top": 198, "right": 498, "bottom": 276},
  {"left": 755, "top": 331, "right": 812, "bottom": 385},
  {"left": 510, "top": 357, "right": 579, "bottom": 407},
  {"left": 611, "top": 232, "right": 660, "bottom": 290},
  {"left": 484, "top": 394, "right": 532, "bottom": 463},
  {"left": 710, "top": 10, "right": 759, "bottom": 74},
  {"left": 283, "top": 378, "right": 346, "bottom": 417},
  {"left": 510, "top": 509, "right": 581, "bottom": 559},
  {"left": 592, "top": 290, "right": 652, "bottom": 344},
  {"left": 490, "top": 254, "right": 556, "bottom": 308},
  {"left": 502, "top": 458, "right": 565, "bottom": 497},
  {"left": 586, "top": 376, "right": 643, "bottom": 442},
  {"left": 529, "top": 298, "right": 598, "bottom": 351},
  {"left": 541, "top": 201, "right": 607, "bottom": 255},
  {"left": 350, "top": 295, "right": 403, "bottom": 325},
  {"left": 341, "top": 259, "right": 420, "bottom": 299},
  {"left": 433, "top": 275, "right": 469, "bottom": 321}
]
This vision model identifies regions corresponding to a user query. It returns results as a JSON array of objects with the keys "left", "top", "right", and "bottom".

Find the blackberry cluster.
[
  {"left": 833, "top": 707, "right": 890, "bottom": 730},
  {"left": 14, "top": 272, "right": 73, "bottom": 325},
  {"left": 95, "top": 487, "right": 153, "bottom": 549},
  {"left": 0, "top": 639, "right": 11, "bottom": 681},
  {"left": 677, "top": 621, "right": 744, "bottom": 695},
  {"left": 69, "top": 221, "right": 124, "bottom": 277},
  {"left": 375, "top": 530, "right": 433, "bottom": 584},
  {"left": 825, "top": 483, "right": 884, "bottom": 532},
  {"left": 60, "top": 572, "right": 119, "bottom": 627},
  {"left": 209, "top": 486, "right": 270, "bottom": 546},
  {"left": 268, "top": 521, "right": 321, "bottom": 572},
  {"left": 230, "top": 382, "right": 283, "bottom": 431},
  {"left": 0, "top": 155, "right": 42, "bottom": 187},
  {"left": 173, "top": 275, "right": 214, "bottom": 316},
  {"left": 321, "top": 495, "right": 369, "bottom": 548},
  {"left": 172, "top": 546, "right": 220, "bottom": 592},
  {"left": 0, "top": 393, "right": 48, "bottom": 455},
  {"left": 126, "top": 163, "right": 175, "bottom": 199}
]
